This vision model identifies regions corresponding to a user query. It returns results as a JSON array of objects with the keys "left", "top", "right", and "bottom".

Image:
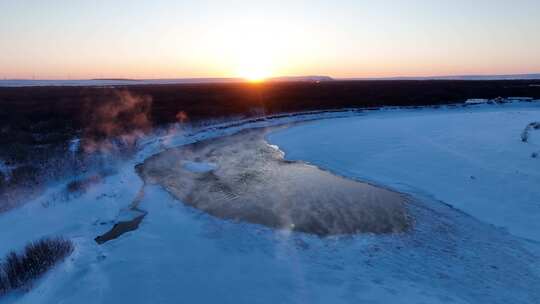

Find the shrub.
[
  {"left": 521, "top": 122, "right": 540, "bottom": 143},
  {"left": 0, "top": 237, "right": 74, "bottom": 295},
  {"left": 66, "top": 175, "right": 101, "bottom": 194},
  {"left": 521, "top": 129, "right": 529, "bottom": 142}
]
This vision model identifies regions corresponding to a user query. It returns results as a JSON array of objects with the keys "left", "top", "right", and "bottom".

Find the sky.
[{"left": 1, "top": 0, "right": 540, "bottom": 80}]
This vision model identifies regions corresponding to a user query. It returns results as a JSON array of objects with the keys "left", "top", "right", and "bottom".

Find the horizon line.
[{"left": 2, "top": 72, "right": 540, "bottom": 82}]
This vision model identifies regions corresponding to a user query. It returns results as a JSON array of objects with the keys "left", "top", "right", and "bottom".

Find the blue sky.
[{"left": 1, "top": 0, "right": 539, "bottom": 79}]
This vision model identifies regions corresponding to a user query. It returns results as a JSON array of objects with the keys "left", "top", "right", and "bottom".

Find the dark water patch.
[
  {"left": 137, "top": 127, "right": 411, "bottom": 236},
  {"left": 94, "top": 211, "right": 146, "bottom": 245},
  {"left": 94, "top": 186, "right": 148, "bottom": 245}
]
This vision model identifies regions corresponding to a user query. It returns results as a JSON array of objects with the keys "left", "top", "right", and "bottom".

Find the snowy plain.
[
  {"left": 268, "top": 102, "right": 540, "bottom": 242},
  {"left": 0, "top": 102, "right": 539, "bottom": 303}
]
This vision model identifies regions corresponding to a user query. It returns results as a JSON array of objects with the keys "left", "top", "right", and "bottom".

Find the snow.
[
  {"left": 508, "top": 97, "right": 535, "bottom": 101},
  {"left": 465, "top": 98, "right": 488, "bottom": 104},
  {"left": 268, "top": 103, "right": 540, "bottom": 242},
  {"left": 1, "top": 102, "right": 540, "bottom": 303}
]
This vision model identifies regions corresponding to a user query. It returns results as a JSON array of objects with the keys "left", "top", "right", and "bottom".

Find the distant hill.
[
  {"left": 3, "top": 74, "right": 540, "bottom": 87},
  {"left": 0, "top": 76, "right": 333, "bottom": 87},
  {"left": 268, "top": 76, "right": 333, "bottom": 82},
  {"left": 344, "top": 73, "right": 540, "bottom": 81}
]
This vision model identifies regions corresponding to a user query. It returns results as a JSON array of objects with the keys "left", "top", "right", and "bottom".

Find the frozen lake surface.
[{"left": 1, "top": 102, "right": 539, "bottom": 303}]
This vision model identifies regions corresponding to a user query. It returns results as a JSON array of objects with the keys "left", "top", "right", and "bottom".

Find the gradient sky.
[{"left": 1, "top": 0, "right": 540, "bottom": 79}]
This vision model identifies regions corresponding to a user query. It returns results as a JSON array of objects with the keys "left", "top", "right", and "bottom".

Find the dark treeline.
[
  {"left": 1, "top": 80, "right": 540, "bottom": 129},
  {"left": 1, "top": 79, "right": 540, "bottom": 162}
]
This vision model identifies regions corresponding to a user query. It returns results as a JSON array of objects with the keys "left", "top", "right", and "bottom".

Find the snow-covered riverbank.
[{"left": 1, "top": 102, "right": 539, "bottom": 303}]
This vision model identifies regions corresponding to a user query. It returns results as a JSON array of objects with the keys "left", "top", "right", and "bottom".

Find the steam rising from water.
[
  {"left": 82, "top": 90, "right": 153, "bottom": 153},
  {"left": 137, "top": 127, "right": 411, "bottom": 236}
]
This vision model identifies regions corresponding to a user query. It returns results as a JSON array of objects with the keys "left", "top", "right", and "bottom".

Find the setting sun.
[
  {"left": 238, "top": 68, "right": 270, "bottom": 82},
  {"left": 236, "top": 56, "right": 273, "bottom": 82},
  {"left": 208, "top": 18, "right": 293, "bottom": 83}
]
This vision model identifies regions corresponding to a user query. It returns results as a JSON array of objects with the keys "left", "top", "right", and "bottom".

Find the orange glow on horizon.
[{"left": 240, "top": 70, "right": 269, "bottom": 83}]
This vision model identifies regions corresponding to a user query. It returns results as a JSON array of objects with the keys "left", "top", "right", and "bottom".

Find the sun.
[
  {"left": 213, "top": 19, "right": 287, "bottom": 83},
  {"left": 235, "top": 53, "right": 273, "bottom": 83},
  {"left": 238, "top": 65, "right": 272, "bottom": 83},
  {"left": 240, "top": 70, "right": 269, "bottom": 82}
]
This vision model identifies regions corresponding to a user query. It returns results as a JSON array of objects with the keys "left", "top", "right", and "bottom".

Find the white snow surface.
[
  {"left": 0, "top": 102, "right": 539, "bottom": 304},
  {"left": 268, "top": 103, "right": 540, "bottom": 242}
]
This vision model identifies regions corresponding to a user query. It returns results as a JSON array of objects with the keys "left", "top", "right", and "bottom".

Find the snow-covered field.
[
  {"left": 1, "top": 102, "right": 539, "bottom": 303},
  {"left": 268, "top": 103, "right": 540, "bottom": 242}
]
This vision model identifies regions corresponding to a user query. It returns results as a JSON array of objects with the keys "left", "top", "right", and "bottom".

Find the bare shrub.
[
  {"left": 521, "top": 122, "right": 540, "bottom": 143},
  {"left": 0, "top": 237, "right": 74, "bottom": 295},
  {"left": 521, "top": 129, "right": 529, "bottom": 142}
]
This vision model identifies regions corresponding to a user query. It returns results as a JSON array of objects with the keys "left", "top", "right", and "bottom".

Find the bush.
[
  {"left": 521, "top": 122, "right": 540, "bottom": 143},
  {"left": 0, "top": 237, "right": 73, "bottom": 295}
]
